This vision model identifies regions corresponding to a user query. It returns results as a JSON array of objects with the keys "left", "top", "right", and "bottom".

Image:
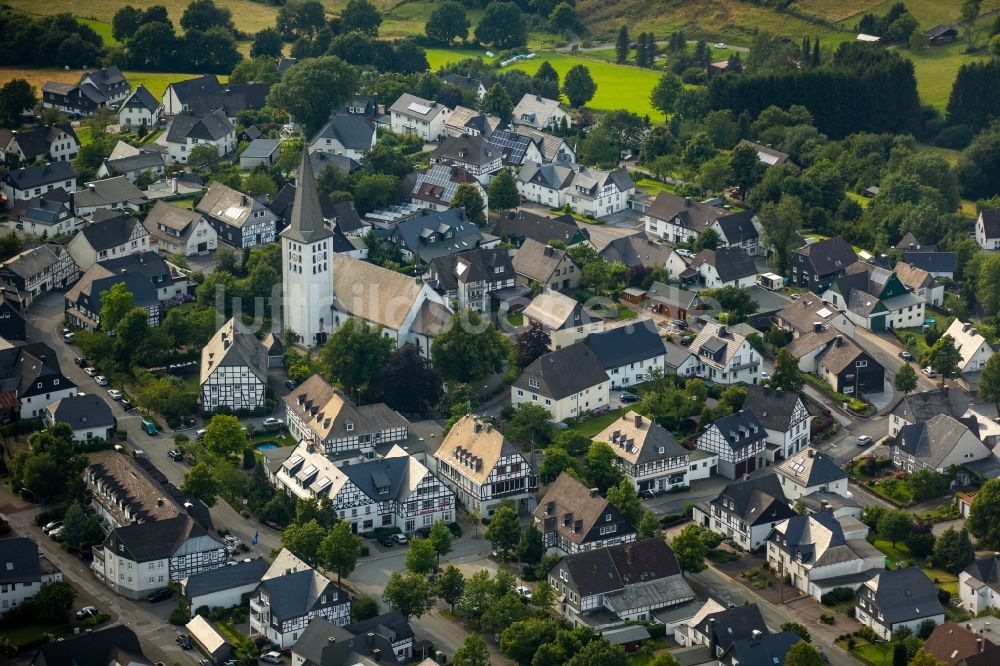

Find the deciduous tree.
[
  {"left": 373, "top": 343, "right": 443, "bottom": 415},
  {"left": 405, "top": 537, "right": 438, "bottom": 575},
  {"left": 425, "top": 1, "right": 470, "bottom": 44},
  {"left": 341, "top": 0, "right": 382, "bottom": 36},
  {"left": 505, "top": 403, "right": 553, "bottom": 446},
  {"left": 606, "top": 477, "right": 643, "bottom": 525},
  {"left": 482, "top": 83, "right": 514, "bottom": 123},
  {"left": 383, "top": 571, "right": 435, "bottom": 620},
  {"left": 431, "top": 310, "right": 511, "bottom": 383},
  {"left": 322, "top": 318, "right": 394, "bottom": 396},
  {"left": 452, "top": 634, "right": 490, "bottom": 666},
  {"left": 437, "top": 564, "right": 465, "bottom": 611},
  {"left": 485, "top": 505, "right": 521, "bottom": 556},
  {"left": 204, "top": 414, "right": 249, "bottom": 457},
  {"left": 251, "top": 28, "right": 283, "bottom": 58},
  {"left": 487, "top": 167, "right": 520, "bottom": 211},
  {"left": 927, "top": 334, "right": 963, "bottom": 379},
  {"left": 650, "top": 73, "right": 682, "bottom": 121},
  {"left": 182, "top": 463, "right": 219, "bottom": 507},
  {"left": 267, "top": 56, "right": 359, "bottom": 134},
  {"left": 671, "top": 524, "right": 709, "bottom": 573},
  {"left": 770, "top": 348, "right": 804, "bottom": 392},
  {"left": 515, "top": 322, "right": 550, "bottom": 367},
  {"left": 281, "top": 519, "right": 326, "bottom": 566},
  {"left": 585, "top": 441, "right": 622, "bottom": 492},
  {"left": 785, "top": 641, "right": 825, "bottom": 666},
  {"left": 319, "top": 522, "right": 362, "bottom": 584},
  {"left": 540, "top": 445, "right": 576, "bottom": 482},
  {"left": 877, "top": 508, "right": 912, "bottom": 546},
  {"left": 475, "top": 1, "right": 528, "bottom": 49},
  {"left": 450, "top": 183, "right": 487, "bottom": 226},
  {"left": 894, "top": 363, "right": 918, "bottom": 395}
]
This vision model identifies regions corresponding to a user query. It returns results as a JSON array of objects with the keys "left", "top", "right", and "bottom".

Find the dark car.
[
  {"left": 620, "top": 392, "right": 640, "bottom": 403},
  {"left": 898, "top": 350, "right": 913, "bottom": 361},
  {"left": 74, "top": 356, "right": 88, "bottom": 368},
  {"left": 377, "top": 534, "right": 393, "bottom": 547},
  {"left": 120, "top": 398, "right": 134, "bottom": 411},
  {"left": 679, "top": 336, "right": 693, "bottom": 347},
  {"left": 176, "top": 634, "right": 193, "bottom": 650},
  {"left": 147, "top": 588, "right": 172, "bottom": 603},
  {"left": 284, "top": 379, "right": 297, "bottom": 390},
  {"left": 168, "top": 450, "right": 184, "bottom": 462}
]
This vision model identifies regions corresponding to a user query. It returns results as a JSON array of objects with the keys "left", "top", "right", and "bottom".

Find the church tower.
[{"left": 281, "top": 150, "right": 334, "bottom": 347}]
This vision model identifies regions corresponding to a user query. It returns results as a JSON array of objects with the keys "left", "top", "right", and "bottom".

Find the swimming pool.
[{"left": 256, "top": 442, "right": 278, "bottom": 451}]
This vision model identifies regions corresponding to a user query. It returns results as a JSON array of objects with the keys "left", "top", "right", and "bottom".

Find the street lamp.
[
  {"left": 481, "top": 385, "right": 488, "bottom": 411},
  {"left": 21, "top": 487, "right": 38, "bottom": 519}
]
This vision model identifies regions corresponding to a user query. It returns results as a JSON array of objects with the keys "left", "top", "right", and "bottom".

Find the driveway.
[{"left": 852, "top": 328, "right": 938, "bottom": 394}]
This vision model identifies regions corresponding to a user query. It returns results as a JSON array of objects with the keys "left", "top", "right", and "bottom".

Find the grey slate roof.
[
  {"left": 645, "top": 192, "right": 727, "bottom": 233},
  {"left": 866, "top": 567, "right": 943, "bottom": 625},
  {"left": 514, "top": 342, "right": 609, "bottom": 400},
  {"left": 742, "top": 386, "right": 802, "bottom": 432},
  {"left": 709, "top": 410, "right": 767, "bottom": 451},
  {"left": 77, "top": 213, "right": 141, "bottom": 251},
  {"left": 963, "top": 555, "right": 1000, "bottom": 592},
  {"left": 432, "top": 134, "right": 499, "bottom": 169},
  {"left": 796, "top": 237, "right": 858, "bottom": 277},
  {"left": 102, "top": 150, "right": 165, "bottom": 175},
  {"left": 241, "top": 138, "right": 280, "bottom": 160},
  {"left": 0, "top": 537, "right": 41, "bottom": 584},
  {"left": 310, "top": 150, "right": 361, "bottom": 175},
  {"left": 121, "top": 84, "right": 160, "bottom": 112},
  {"left": 489, "top": 210, "right": 589, "bottom": 246},
  {"left": 709, "top": 474, "right": 794, "bottom": 526},
  {"left": 723, "top": 630, "right": 801, "bottom": 666},
  {"left": 48, "top": 394, "right": 115, "bottom": 430},
  {"left": 312, "top": 114, "right": 376, "bottom": 150},
  {"left": 981, "top": 210, "right": 1000, "bottom": 239},
  {"left": 427, "top": 248, "right": 513, "bottom": 291},
  {"left": 6, "top": 162, "right": 75, "bottom": 190},
  {"left": 599, "top": 232, "right": 674, "bottom": 269},
  {"left": 690, "top": 246, "right": 757, "bottom": 283},
  {"left": 34, "top": 625, "right": 147, "bottom": 666},
  {"left": 556, "top": 538, "right": 687, "bottom": 597},
  {"left": 583, "top": 321, "right": 666, "bottom": 370},
  {"left": 699, "top": 604, "right": 770, "bottom": 652},
  {"left": 257, "top": 569, "right": 345, "bottom": 622},
  {"left": 166, "top": 109, "right": 234, "bottom": 143},
  {"left": 892, "top": 388, "right": 969, "bottom": 425},
  {"left": 901, "top": 251, "right": 957, "bottom": 274},
  {"left": 280, "top": 151, "right": 334, "bottom": 245},
  {"left": 713, "top": 210, "right": 759, "bottom": 243},
  {"left": 167, "top": 75, "right": 223, "bottom": 104},
  {"left": 896, "top": 414, "right": 978, "bottom": 469},
  {"left": 393, "top": 208, "right": 484, "bottom": 262},
  {"left": 184, "top": 558, "right": 268, "bottom": 598},
  {"left": 441, "top": 73, "right": 485, "bottom": 91},
  {"left": 105, "top": 514, "right": 217, "bottom": 563},
  {"left": 776, "top": 449, "right": 847, "bottom": 488},
  {"left": 74, "top": 176, "right": 145, "bottom": 209}
]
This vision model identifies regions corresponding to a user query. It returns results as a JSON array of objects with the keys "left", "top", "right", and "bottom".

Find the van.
[{"left": 142, "top": 418, "right": 158, "bottom": 435}]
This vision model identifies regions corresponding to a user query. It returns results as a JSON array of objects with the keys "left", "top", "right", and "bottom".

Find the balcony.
[{"left": 730, "top": 361, "right": 760, "bottom": 373}]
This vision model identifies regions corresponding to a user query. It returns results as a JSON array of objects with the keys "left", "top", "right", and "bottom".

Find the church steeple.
[{"left": 281, "top": 148, "right": 333, "bottom": 244}]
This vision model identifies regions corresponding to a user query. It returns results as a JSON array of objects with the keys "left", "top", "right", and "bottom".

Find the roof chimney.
[
  {"left": 634, "top": 414, "right": 643, "bottom": 427},
  {"left": 708, "top": 618, "right": 718, "bottom": 656},
  {"left": 626, "top": 544, "right": 633, "bottom": 564},
  {"left": 589, "top": 487, "right": 600, "bottom": 498},
  {"left": 977, "top": 638, "right": 984, "bottom": 653},
  {"left": 808, "top": 449, "right": 815, "bottom": 458},
  {"left": 751, "top": 629, "right": 762, "bottom": 644},
  {"left": 327, "top": 637, "right": 336, "bottom": 644},
  {"left": 835, "top": 335, "right": 843, "bottom": 347},
  {"left": 813, "top": 322, "right": 823, "bottom": 333}
]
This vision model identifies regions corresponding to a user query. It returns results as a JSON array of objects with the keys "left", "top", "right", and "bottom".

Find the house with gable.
[
  {"left": 693, "top": 474, "right": 795, "bottom": 550},
  {"left": 41, "top": 67, "right": 129, "bottom": 118},
  {"left": 893, "top": 414, "right": 990, "bottom": 476},
  {"left": 433, "top": 414, "right": 538, "bottom": 517},
  {"left": 599, "top": 233, "right": 686, "bottom": 275},
  {"left": 196, "top": 181, "right": 277, "bottom": 249},
  {"left": 200, "top": 317, "right": 268, "bottom": 414},
  {"left": 513, "top": 125, "right": 576, "bottom": 164},
  {"left": 696, "top": 410, "right": 768, "bottom": 480},
  {"left": 686, "top": 321, "right": 763, "bottom": 386},
  {"left": 3, "top": 125, "right": 79, "bottom": 164},
  {"left": 687, "top": 246, "right": 759, "bottom": 288},
  {"left": 10, "top": 191, "right": 79, "bottom": 238},
  {"left": 512, "top": 238, "right": 581, "bottom": 292},
  {"left": 444, "top": 105, "right": 501, "bottom": 138},
  {"left": 143, "top": 201, "right": 217, "bottom": 256},
  {"left": 119, "top": 84, "right": 163, "bottom": 130},
  {"left": 441, "top": 73, "right": 487, "bottom": 100},
  {"left": 522, "top": 289, "right": 603, "bottom": 350},
  {"left": 45, "top": 394, "right": 116, "bottom": 442},
  {"left": 4, "top": 162, "right": 76, "bottom": 205},
  {"left": 675, "top": 602, "right": 770, "bottom": 654},
  {"left": 71, "top": 177, "right": 146, "bottom": 218},
  {"left": 643, "top": 192, "right": 746, "bottom": 246},
  {"left": 594, "top": 412, "right": 690, "bottom": 493},
  {"left": 960, "top": 554, "right": 1000, "bottom": 615},
  {"left": 788, "top": 330, "right": 885, "bottom": 397},
  {"left": 487, "top": 126, "right": 546, "bottom": 168},
  {"left": 410, "top": 164, "right": 490, "bottom": 214},
  {"left": 891, "top": 261, "right": 944, "bottom": 308},
  {"left": 774, "top": 292, "right": 856, "bottom": 339},
  {"left": 856, "top": 568, "right": 944, "bottom": 640},
  {"left": 165, "top": 109, "right": 236, "bottom": 164},
  {"left": 719, "top": 631, "right": 803, "bottom": 666},
  {"left": 389, "top": 93, "right": 452, "bottom": 141},
  {"left": 0, "top": 537, "right": 62, "bottom": 617},
  {"left": 292, "top": 612, "right": 418, "bottom": 665},
  {"left": 943, "top": 319, "right": 994, "bottom": 374},
  {"left": 533, "top": 472, "right": 637, "bottom": 554},
  {"left": 390, "top": 208, "right": 490, "bottom": 264},
  {"left": 162, "top": 75, "right": 224, "bottom": 115},
  {"left": 512, "top": 94, "right": 571, "bottom": 130},
  {"left": 547, "top": 539, "right": 694, "bottom": 628},
  {"left": 511, "top": 342, "right": 610, "bottom": 421},
  {"left": 823, "top": 263, "right": 925, "bottom": 331},
  {"left": 924, "top": 621, "right": 1000, "bottom": 666},
  {"left": 902, "top": 250, "right": 956, "bottom": 280},
  {"left": 429, "top": 134, "right": 503, "bottom": 185},
  {"left": 67, "top": 211, "right": 150, "bottom": 270},
  {"left": 583, "top": 322, "right": 667, "bottom": 388},
  {"left": 424, "top": 247, "right": 515, "bottom": 312},
  {"left": 890, "top": 387, "right": 969, "bottom": 436},
  {"left": 742, "top": 386, "right": 811, "bottom": 463},
  {"left": 976, "top": 209, "right": 1000, "bottom": 250},
  {"left": 489, "top": 210, "right": 590, "bottom": 248},
  {"left": 97, "top": 149, "right": 166, "bottom": 183},
  {"left": 774, "top": 448, "right": 848, "bottom": 500},
  {"left": 0, "top": 245, "right": 79, "bottom": 307},
  {"left": 709, "top": 210, "right": 764, "bottom": 255},
  {"left": 789, "top": 237, "right": 859, "bottom": 292},
  {"left": 309, "top": 114, "right": 377, "bottom": 161}
]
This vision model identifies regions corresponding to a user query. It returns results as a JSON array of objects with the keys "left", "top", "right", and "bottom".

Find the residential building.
[
  {"left": 766, "top": 511, "right": 883, "bottom": 599},
  {"left": 511, "top": 342, "right": 610, "bottom": 422},
  {"left": 924, "top": 622, "right": 1000, "bottom": 666},
  {"left": 389, "top": 94, "right": 452, "bottom": 141},
  {"left": 200, "top": 317, "right": 268, "bottom": 414},
  {"left": 512, "top": 94, "right": 571, "bottom": 130},
  {"left": 10, "top": 191, "right": 79, "bottom": 238},
  {"left": 444, "top": 105, "right": 500, "bottom": 138},
  {"left": 696, "top": 410, "right": 768, "bottom": 480},
  {"left": 646, "top": 282, "right": 705, "bottom": 321},
  {"left": 594, "top": 412, "right": 689, "bottom": 493},
  {"left": 742, "top": 386, "right": 811, "bottom": 463},
  {"left": 823, "top": 263, "right": 925, "bottom": 331},
  {"left": 250, "top": 563, "right": 351, "bottom": 648},
  {"left": 533, "top": 472, "right": 637, "bottom": 554},
  {"left": 240, "top": 138, "right": 281, "bottom": 170},
  {"left": 92, "top": 515, "right": 226, "bottom": 600},
  {"left": 85, "top": 453, "right": 189, "bottom": 529},
  {"left": 788, "top": 330, "right": 885, "bottom": 397},
  {"left": 284, "top": 374, "right": 409, "bottom": 456},
  {"left": 687, "top": 246, "right": 759, "bottom": 288},
  {"left": 4, "top": 162, "right": 76, "bottom": 205},
  {"left": 516, "top": 162, "right": 635, "bottom": 218},
  {"left": 0, "top": 537, "right": 62, "bottom": 616},
  {"left": 410, "top": 164, "right": 490, "bottom": 214},
  {"left": 776, "top": 293, "right": 855, "bottom": 339},
  {"left": 67, "top": 211, "right": 149, "bottom": 270},
  {"left": 429, "top": 134, "right": 503, "bottom": 184},
  {"left": 686, "top": 321, "right": 763, "bottom": 386},
  {"left": 894, "top": 414, "right": 990, "bottom": 477},
  {"left": 162, "top": 75, "right": 224, "bottom": 115},
  {"left": 97, "top": 150, "right": 166, "bottom": 183},
  {"left": 512, "top": 125, "right": 576, "bottom": 164},
  {"left": 522, "top": 289, "right": 603, "bottom": 350},
  {"left": 0, "top": 288, "right": 26, "bottom": 342},
  {"left": 975, "top": 210, "right": 1000, "bottom": 251},
  {"left": 183, "top": 83, "right": 271, "bottom": 119},
  {"left": 390, "top": 208, "right": 490, "bottom": 263},
  {"left": 856, "top": 568, "right": 945, "bottom": 640},
  {"left": 0, "top": 244, "right": 79, "bottom": 306},
  {"left": 71, "top": 178, "right": 146, "bottom": 218},
  {"left": 676, "top": 602, "right": 770, "bottom": 655},
  {"left": 143, "top": 201, "right": 217, "bottom": 256},
  {"left": 165, "top": 109, "right": 237, "bottom": 164},
  {"left": 583, "top": 322, "right": 667, "bottom": 389},
  {"left": 736, "top": 139, "right": 797, "bottom": 169},
  {"left": 643, "top": 193, "right": 748, "bottom": 246},
  {"left": 0, "top": 342, "right": 77, "bottom": 420},
  {"left": 487, "top": 127, "right": 546, "bottom": 167},
  {"left": 441, "top": 73, "right": 487, "bottom": 100},
  {"left": 548, "top": 539, "right": 694, "bottom": 628},
  {"left": 774, "top": 448, "right": 848, "bottom": 500},
  {"left": 118, "top": 84, "right": 163, "bottom": 129},
  {"left": 3, "top": 125, "right": 79, "bottom": 164},
  {"left": 32, "top": 626, "right": 150, "bottom": 666},
  {"left": 292, "top": 612, "right": 417, "bottom": 665},
  {"left": 185, "top": 615, "right": 234, "bottom": 664},
  {"left": 692, "top": 474, "right": 796, "bottom": 550},
  {"left": 44, "top": 394, "right": 115, "bottom": 442},
  {"left": 960, "top": 554, "right": 1000, "bottom": 615},
  {"left": 182, "top": 558, "right": 269, "bottom": 611},
  {"left": 710, "top": 210, "right": 764, "bottom": 255},
  {"left": 424, "top": 248, "right": 515, "bottom": 312},
  {"left": 895, "top": 261, "right": 944, "bottom": 308},
  {"left": 789, "top": 237, "right": 859, "bottom": 292},
  {"left": 310, "top": 149, "right": 361, "bottom": 176},
  {"left": 41, "top": 67, "right": 129, "bottom": 118},
  {"left": 275, "top": 442, "right": 455, "bottom": 533},
  {"left": 599, "top": 233, "right": 686, "bottom": 274},
  {"left": 433, "top": 414, "right": 537, "bottom": 516},
  {"left": 891, "top": 387, "right": 969, "bottom": 436},
  {"left": 512, "top": 238, "right": 581, "bottom": 292},
  {"left": 902, "top": 251, "right": 956, "bottom": 280},
  {"left": 197, "top": 181, "right": 277, "bottom": 249},
  {"left": 944, "top": 320, "right": 994, "bottom": 373},
  {"left": 489, "top": 210, "right": 590, "bottom": 247},
  {"left": 309, "top": 114, "right": 376, "bottom": 161}
]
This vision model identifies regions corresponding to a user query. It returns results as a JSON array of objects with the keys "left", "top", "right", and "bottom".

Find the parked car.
[
  {"left": 76, "top": 605, "right": 98, "bottom": 619},
  {"left": 260, "top": 652, "right": 283, "bottom": 665},
  {"left": 676, "top": 248, "right": 694, "bottom": 258},
  {"left": 42, "top": 520, "right": 62, "bottom": 534},
  {"left": 671, "top": 319, "right": 688, "bottom": 330},
  {"left": 63, "top": 332, "right": 74, "bottom": 343},
  {"left": 176, "top": 634, "right": 192, "bottom": 650},
  {"left": 377, "top": 534, "right": 393, "bottom": 547},
  {"left": 74, "top": 357, "right": 87, "bottom": 368},
  {"left": 284, "top": 379, "right": 297, "bottom": 390},
  {"left": 857, "top": 435, "right": 873, "bottom": 447},
  {"left": 94, "top": 375, "right": 109, "bottom": 386},
  {"left": 84, "top": 367, "right": 97, "bottom": 377},
  {"left": 898, "top": 350, "right": 913, "bottom": 360},
  {"left": 120, "top": 398, "right": 134, "bottom": 411},
  {"left": 620, "top": 392, "right": 640, "bottom": 403},
  {"left": 922, "top": 367, "right": 936, "bottom": 377},
  {"left": 392, "top": 533, "right": 408, "bottom": 545},
  {"left": 516, "top": 585, "right": 533, "bottom": 600},
  {"left": 715, "top": 42, "right": 727, "bottom": 48},
  {"left": 108, "top": 389, "right": 123, "bottom": 401},
  {"left": 142, "top": 418, "right": 158, "bottom": 435},
  {"left": 49, "top": 527, "right": 66, "bottom": 541},
  {"left": 195, "top": 428, "right": 207, "bottom": 440},
  {"left": 262, "top": 417, "right": 283, "bottom": 429},
  {"left": 761, "top": 371, "right": 771, "bottom": 381},
  {"left": 168, "top": 450, "right": 184, "bottom": 462},
  {"left": 148, "top": 588, "right": 172, "bottom": 603}
]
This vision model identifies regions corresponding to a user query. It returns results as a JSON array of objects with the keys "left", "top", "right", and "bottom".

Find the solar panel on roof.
[
  {"left": 487, "top": 130, "right": 530, "bottom": 165},
  {"left": 407, "top": 102, "right": 432, "bottom": 115}
]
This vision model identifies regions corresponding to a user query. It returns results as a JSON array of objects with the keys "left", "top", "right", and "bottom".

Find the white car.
[
  {"left": 516, "top": 585, "right": 532, "bottom": 600},
  {"left": 922, "top": 367, "right": 936, "bottom": 378},
  {"left": 392, "top": 533, "right": 408, "bottom": 545},
  {"left": 260, "top": 652, "right": 282, "bottom": 665},
  {"left": 262, "top": 417, "right": 283, "bottom": 428},
  {"left": 63, "top": 332, "right": 74, "bottom": 343},
  {"left": 76, "top": 605, "right": 98, "bottom": 619},
  {"left": 676, "top": 248, "right": 694, "bottom": 258},
  {"left": 108, "top": 389, "right": 123, "bottom": 401},
  {"left": 94, "top": 375, "right": 109, "bottom": 386},
  {"left": 42, "top": 520, "right": 62, "bottom": 534},
  {"left": 856, "top": 435, "right": 873, "bottom": 447},
  {"left": 84, "top": 367, "right": 97, "bottom": 377},
  {"left": 714, "top": 42, "right": 727, "bottom": 48}
]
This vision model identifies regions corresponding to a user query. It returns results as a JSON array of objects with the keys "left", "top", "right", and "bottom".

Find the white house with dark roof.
[
  {"left": 675, "top": 602, "right": 769, "bottom": 653},
  {"left": 119, "top": 84, "right": 163, "bottom": 129},
  {"left": 976, "top": 210, "right": 1000, "bottom": 250},
  {"left": 239, "top": 138, "right": 281, "bottom": 170},
  {"left": 774, "top": 448, "right": 848, "bottom": 500},
  {"left": 742, "top": 386, "right": 811, "bottom": 463},
  {"left": 433, "top": 414, "right": 537, "bottom": 516},
  {"left": 856, "top": 568, "right": 944, "bottom": 640},
  {"left": 594, "top": 412, "right": 690, "bottom": 493},
  {"left": 197, "top": 181, "right": 277, "bottom": 249},
  {"left": 516, "top": 161, "right": 634, "bottom": 218},
  {"left": 522, "top": 289, "right": 603, "bottom": 350},
  {"left": 42, "top": 67, "right": 129, "bottom": 118},
  {"left": 389, "top": 93, "right": 452, "bottom": 141},
  {"left": 960, "top": 554, "right": 1000, "bottom": 614},
  {"left": 67, "top": 211, "right": 149, "bottom": 270},
  {"left": 0, "top": 245, "right": 79, "bottom": 308},
  {"left": 162, "top": 75, "right": 224, "bottom": 115},
  {"left": 424, "top": 247, "right": 515, "bottom": 312},
  {"left": 687, "top": 246, "right": 758, "bottom": 288},
  {"left": 692, "top": 474, "right": 795, "bottom": 550},
  {"left": 512, "top": 238, "right": 581, "bottom": 292},
  {"left": 0, "top": 537, "right": 62, "bottom": 617},
  {"left": 547, "top": 539, "right": 694, "bottom": 628},
  {"left": 143, "top": 201, "right": 217, "bottom": 256},
  {"left": 943, "top": 319, "right": 994, "bottom": 374},
  {"left": 511, "top": 342, "right": 610, "bottom": 422},
  {"left": 410, "top": 164, "right": 490, "bottom": 214},
  {"left": 44, "top": 394, "right": 115, "bottom": 442},
  {"left": 182, "top": 558, "right": 269, "bottom": 611},
  {"left": 10, "top": 191, "right": 79, "bottom": 238},
  {"left": 293, "top": 612, "right": 417, "bottom": 665},
  {"left": 308, "top": 114, "right": 377, "bottom": 161},
  {"left": 583, "top": 322, "right": 666, "bottom": 388},
  {"left": 822, "top": 263, "right": 925, "bottom": 332},
  {"left": 3, "top": 162, "right": 76, "bottom": 205},
  {"left": 643, "top": 192, "right": 734, "bottom": 245},
  {"left": 92, "top": 514, "right": 227, "bottom": 600},
  {"left": 390, "top": 208, "right": 491, "bottom": 264},
  {"left": 513, "top": 125, "right": 576, "bottom": 164},
  {"left": 599, "top": 233, "right": 686, "bottom": 274},
  {"left": 3, "top": 124, "right": 79, "bottom": 164},
  {"left": 200, "top": 317, "right": 268, "bottom": 413},
  {"left": 71, "top": 177, "right": 146, "bottom": 218},
  {"left": 533, "top": 472, "right": 637, "bottom": 554},
  {"left": 696, "top": 410, "right": 768, "bottom": 479},
  {"left": 429, "top": 134, "right": 503, "bottom": 185},
  {"left": 445, "top": 105, "right": 501, "bottom": 138},
  {"left": 766, "top": 511, "right": 883, "bottom": 600},
  {"left": 686, "top": 321, "right": 763, "bottom": 386},
  {"left": 165, "top": 109, "right": 236, "bottom": 164},
  {"left": 709, "top": 211, "right": 763, "bottom": 256},
  {"left": 893, "top": 414, "right": 990, "bottom": 475},
  {"left": 889, "top": 387, "right": 969, "bottom": 437},
  {"left": 789, "top": 236, "right": 859, "bottom": 293},
  {"left": 97, "top": 149, "right": 166, "bottom": 183},
  {"left": 512, "top": 94, "right": 571, "bottom": 130},
  {"left": 775, "top": 293, "right": 856, "bottom": 339}
]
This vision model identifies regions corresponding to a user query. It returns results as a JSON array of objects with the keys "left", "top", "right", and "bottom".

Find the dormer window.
[
  {"left": 528, "top": 379, "right": 539, "bottom": 389},
  {"left": 605, "top": 514, "right": 612, "bottom": 521}
]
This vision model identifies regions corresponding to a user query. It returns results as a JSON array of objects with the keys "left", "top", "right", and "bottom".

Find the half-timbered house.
[
  {"left": 695, "top": 410, "right": 767, "bottom": 479},
  {"left": 433, "top": 414, "right": 538, "bottom": 517},
  {"left": 593, "top": 412, "right": 690, "bottom": 494},
  {"left": 200, "top": 317, "right": 268, "bottom": 413},
  {"left": 533, "top": 472, "right": 636, "bottom": 554}
]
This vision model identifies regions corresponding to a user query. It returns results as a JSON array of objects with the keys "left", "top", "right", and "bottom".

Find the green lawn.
[
  {"left": 870, "top": 537, "right": 960, "bottom": 593},
  {"left": 0, "top": 622, "right": 69, "bottom": 646},
  {"left": 424, "top": 47, "right": 497, "bottom": 71},
  {"left": 565, "top": 408, "right": 637, "bottom": 437},
  {"left": 77, "top": 17, "right": 118, "bottom": 46},
  {"left": 908, "top": 39, "right": 995, "bottom": 111},
  {"left": 636, "top": 178, "right": 680, "bottom": 196}
]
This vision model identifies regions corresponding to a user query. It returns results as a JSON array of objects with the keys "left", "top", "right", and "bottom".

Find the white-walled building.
[
  {"left": 944, "top": 319, "right": 994, "bottom": 374},
  {"left": 893, "top": 414, "right": 991, "bottom": 475},
  {"left": 692, "top": 474, "right": 795, "bottom": 551},
  {"left": 960, "top": 554, "right": 1000, "bottom": 615},
  {"left": 695, "top": 410, "right": 768, "bottom": 480},
  {"left": 389, "top": 94, "right": 451, "bottom": 141},
  {"left": 197, "top": 182, "right": 277, "bottom": 250},
  {"left": 200, "top": 317, "right": 268, "bottom": 414},
  {"left": 976, "top": 210, "right": 1000, "bottom": 251},
  {"left": 182, "top": 559, "right": 269, "bottom": 612},
  {"left": 774, "top": 448, "right": 848, "bottom": 500},
  {"left": 165, "top": 109, "right": 236, "bottom": 164},
  {"left": 67, "top": 212, "right": 150, "bottom": 271},
  {"left": 533, "top": 472, "right": 637, "bottom": 555},
  {"left": 521, "top": 290, "right": 603, "bottom": 351},
  {"left": 685, "top": 322, "right": 763, "bottom": 386},
  {"left": 512, "top": 94, "right": 571, "bottom": 130},
  {"left": 856, "top": 568, "right": 944, "bottom": 640},
  {"left": 583, "top": 322, "right": 666, "bottom": 389},
  {"left": 511, "top": 342, "right": 610, "bottom": 422},
  {"left": 516, "top": 162, "right": 635, "bottom": 219},
  {"left": 742, "top": 386, "right": 811, "bottom": 463},
  {"left": 143, "top": 201, "right": 217, "bottom": 256},
  {"left": 119, "top": 85, "right": 163, "bottom": 130},
  {"left": 594, "top": 413, "right": 690, "bottom": 494},
  {"left": 0, "top": 538, "right": 62, "bottom": 617}
]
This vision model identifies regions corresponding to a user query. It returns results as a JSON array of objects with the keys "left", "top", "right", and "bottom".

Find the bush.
[
  {"left": 821, "top": 587, "right": 856, "bottom": 606},
  {"left": 34, "top": 505, "right": 67, "bottom": 526},
  {"left": 819, "top": 614, "right": 835, "bottom": 625},
  {"left": 196, "top": 605, "right": 210, "bottom": 617},
  {"left": 169, "top": 607, "right": 191, "bottom": 625},
  {"left": 447, "top": 522, "right": 463, "bottom": 538},
  {"left": 80, "top": 612, "right": 111, "bottom": 628}
]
